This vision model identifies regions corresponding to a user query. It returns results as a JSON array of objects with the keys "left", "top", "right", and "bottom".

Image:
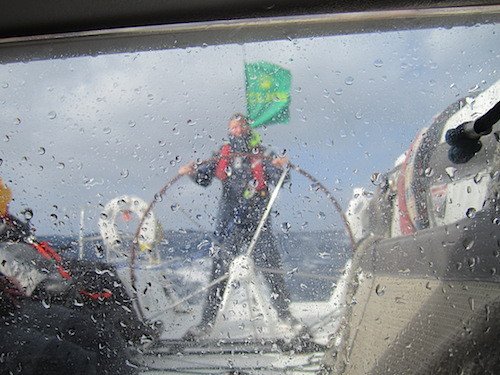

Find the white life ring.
[{"left": 98, "top": 195, "right": 160, "bottom": 261}]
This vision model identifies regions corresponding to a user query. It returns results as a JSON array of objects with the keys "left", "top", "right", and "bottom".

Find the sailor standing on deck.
[{"left": 179, "top": 114, "right": 303, "bottom": 339}]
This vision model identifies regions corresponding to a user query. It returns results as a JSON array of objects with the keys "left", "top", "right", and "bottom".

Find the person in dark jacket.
[{"left": 179, "top": 114, "right": 301, "bottom": 339}]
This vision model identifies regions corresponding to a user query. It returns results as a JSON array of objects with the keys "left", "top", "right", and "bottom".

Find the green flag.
[{"left": 245, "top": 62, "right": 291, "bottom": 128}]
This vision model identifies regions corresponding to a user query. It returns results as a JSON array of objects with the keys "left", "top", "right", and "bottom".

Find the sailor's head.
[
  {"left": 0, "top": 178, "right": 12, "bottom": 216},
  {"left": 228, "top": 114, "right": 250, "bottom": 137}
]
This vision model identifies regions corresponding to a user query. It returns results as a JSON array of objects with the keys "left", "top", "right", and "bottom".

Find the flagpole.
[{"left": 242, "top": 43, "right": 248, "bottom": 64}]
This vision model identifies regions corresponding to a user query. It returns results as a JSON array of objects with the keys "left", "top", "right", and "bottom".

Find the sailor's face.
[{"left": 228, "top": 119, "right": 250, "bottom": 137}]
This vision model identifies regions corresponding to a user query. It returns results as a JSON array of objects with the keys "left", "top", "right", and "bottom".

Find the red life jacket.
[{"left": 215, "top": 144, "right": 267, "bottom": 191}]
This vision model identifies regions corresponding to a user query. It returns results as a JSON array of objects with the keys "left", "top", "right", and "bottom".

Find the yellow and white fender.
[{"left": 98, "top": 195, "right": 160, "bottom": 262}]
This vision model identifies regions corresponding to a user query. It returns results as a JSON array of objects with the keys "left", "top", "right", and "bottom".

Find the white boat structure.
[{"left": 91, "top": 184, "right": 354, "bottom": 374}]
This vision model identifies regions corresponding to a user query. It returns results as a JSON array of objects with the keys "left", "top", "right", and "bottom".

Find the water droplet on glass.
[
  {"left": 301, "top": 222, "right": 309, "bottom": 229},
  {"left": 94, "top": 244, "right": 104, "bottom": 258},
  {"left": 281, "top": 222, "right": 291, "bottom": 233},
  {"left": 23, "top": 210, "right": 33, "bottom": 220},
  {"left": 38, "top": 147, "right": 46, "bottom": 155},
  {"left": 424, "top": 167, "right": 434, "bottom": 177},
  {"left": 445, "top": 167, "right": 457, "bottom": 180},
  {"left": 48, "top": 111, "right": 57, "bottom": 119},
  {"left": 1, "top": 82, "right": 8, "bottom": 88},
  {"left": 463, "top": 238, "right": 474, "bottom": 250},
  {"left": 128, "top": 120, "right": 136, "bottom": 128},
  {"left": 120, "top": 169, "right": 129, "bottom": 178},
  {"left": 57, "top": 162, "right": 65, "bottom": 169},
  {"left": 73, "top": 299, "right": 84, "bottom": 307},
  {"left": 170, "top": 204, "right": 179, "bottom": 212},
  {"left": 373, "top": 59, "right": 384, "bottom": 67},
  {"left": 375, "top": 284, "right": 386, "bottom": 296},
  {"left": 154, "top": 193, "right": 163, "bottom": 202},
  {"left": 466, "top": 207, "right": 476, "bottom": 218},
  {"left": 318, "top": 211, "right": 326, "bottom": 220},
  {"left": 334, "top": 88, "right": 343, "bottom": 95},
  {"left": 103, "top": 127, "right": 111, "bottom": 134},
  {"left": 370, "top": 172, "right": 382, "bottom": 185},
  {"left": 355, "top": 111, "right": 363, "bottom": 120},
  {"left": 323, "top": 89, "right": 330, "bottom": 98},
  {"left": 468, "top": 84, "right": 480, "bottom": 93},
  {"left": 13, "top": 118, "right": 21, "bottom": 125},
  {"left": 42, "top": 299, "right": 51, "bottom": 309},
  {"left": 473, "top": 173, "right": 483, "bottom": 184},
  {"left": 344, "top": 76, "right": 354, "bottom": 85},
  {"left": 3, "top": 135, "right": 10, "bottom": 142}
]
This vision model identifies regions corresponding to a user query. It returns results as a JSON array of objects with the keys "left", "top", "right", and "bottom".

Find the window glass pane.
[{"left": 0, "top": 10, "right": 498, "bottom": 374}]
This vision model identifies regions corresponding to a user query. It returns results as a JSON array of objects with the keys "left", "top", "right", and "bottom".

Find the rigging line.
[
  {"left": 255, "top": 266, "right": 340, "bottom": 281},
  {"left": 246, "top": 165, "right": 289, "bottom": 257},
  {"left": 167, "top": 197, "right": 210, "bottom": 232},
  {"left": 141, "top": 368, "right": 319, "bottom": 375},
  {"left": 148, "top": 272, "right": 229, "bottom": 320},
  {"left": 146, "top": 258, "right": 340, "bottom": 323},
  {"left": 308, "top": 310, "right": 345, "bottom": 330},
  {"left": 135, "top": 361, "right": 320, "bottom": 374},
  {"left": 147, "top": 265, "right": 339, "bottom": 320},
  {"left": 140, "top": 367, "right": 319, "bottom": 375},
  {"left": 130, "top": 173, "right": 182, "bottom": 320}
]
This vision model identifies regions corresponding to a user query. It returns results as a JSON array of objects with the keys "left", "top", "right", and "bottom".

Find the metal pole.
[
  {"left": 245, "top": 166, "right": 289, "bottom": 257},
  {"left": 78, "top": 207, "right": 85, "bottom": 259}
]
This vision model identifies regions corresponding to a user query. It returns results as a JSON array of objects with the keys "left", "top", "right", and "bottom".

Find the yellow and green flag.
[{"left": 245, "top": 62, "right": 291, "bottom": 128}]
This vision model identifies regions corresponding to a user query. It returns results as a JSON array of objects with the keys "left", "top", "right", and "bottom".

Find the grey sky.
[{"left": 0, "top": 23, "right": 498, "bottom": 235}]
